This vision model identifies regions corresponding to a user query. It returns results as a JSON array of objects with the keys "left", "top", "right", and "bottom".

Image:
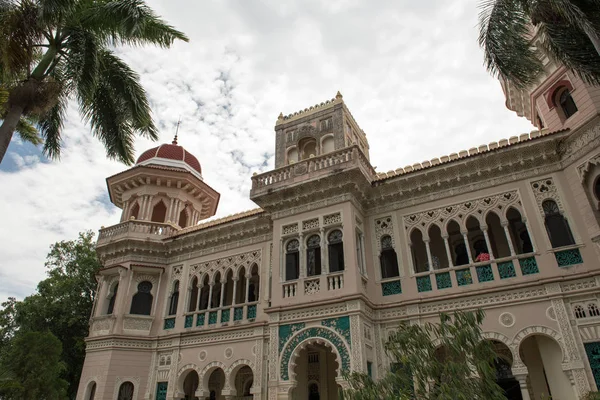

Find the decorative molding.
[
  {"left": 123, "top": 316, "right": 153, "bottom": 331},
  {"left": 279, "top": 303, "right": 347, "bottom": 322},
  {"left": 499, "top": 312, "right": 515, "bottom": 328},
  {"left": 530, "top": 177, "right": 565, "bottom": 215},
  {"left": 576, "top": 153, "right": 600, "bottom": 182},
  {"left": 180, "top": 329, "right": 256, "bottom": 346},
  {"left": 189, "top": 249, "right": 262, "bottom": 281},
  {"left": 86, "top": 339, "right": 153, "bottom": 351},
  {"left": 561, "top": 278, "right": 598, "bottom": 292},
  {"left": 374, "top": 216, "right": 395, "bottom": 251}
]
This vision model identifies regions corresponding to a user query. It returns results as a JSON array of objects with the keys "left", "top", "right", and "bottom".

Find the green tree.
[
  {"left": 0, "top": 0, "right": 189, "bottom": 164},
  {"left": 0, "top": 331, "right": 69, "bottom": 400},
  {"left": 342, "top": 310, "right": 506, "bottom": 400},
  {"left": 478, "top": 0, "right": 600, "bottom": 87},
  {"left": 0, "top": 231, "right": 101, "bottom": 399}
]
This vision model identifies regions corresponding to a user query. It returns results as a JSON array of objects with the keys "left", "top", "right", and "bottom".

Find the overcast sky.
[{"left": 0, "top": 0, "right": 534, "bottom": 303}]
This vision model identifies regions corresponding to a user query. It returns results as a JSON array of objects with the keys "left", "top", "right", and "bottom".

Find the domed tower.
[{"left": 106, "top": 136, "right": 220, "bottom": 229}]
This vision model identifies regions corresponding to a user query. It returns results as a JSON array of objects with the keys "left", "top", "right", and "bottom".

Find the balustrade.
[
  {"left": 165, "top": 302, "right": 259, "bottom": 331},
  {"left": 283, "top": 281, "right": 298, "bottom": 298},
  {"left": 412, "top": 253, "right": 540, "bottom": 294},
  {"left": 98, "top": 220, "right": 176, "bottom": 244},
  {"left": 327, "top": 273, "right": 344, "bottom": 290}
]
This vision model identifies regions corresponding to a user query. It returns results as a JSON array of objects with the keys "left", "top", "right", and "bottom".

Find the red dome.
[{"left": 136, "top": 143, "right": 202, "bottom": 174}]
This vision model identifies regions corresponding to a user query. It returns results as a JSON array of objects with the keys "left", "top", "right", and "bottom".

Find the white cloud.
[{"left": 0, "top": 0, "right": 533, "bottom": 302}]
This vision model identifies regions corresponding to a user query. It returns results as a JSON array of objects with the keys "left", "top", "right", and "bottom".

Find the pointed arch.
[{"left": 151, "top": 200, "right": 167, "bottom": 223}]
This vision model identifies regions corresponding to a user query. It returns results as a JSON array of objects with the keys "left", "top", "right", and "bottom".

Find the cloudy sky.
[{"left": 0, "top": 0, "right": 534, "bottom": 303}]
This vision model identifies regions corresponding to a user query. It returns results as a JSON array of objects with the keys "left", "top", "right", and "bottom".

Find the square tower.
[{"left": 273, "top": 92, "right": 370, "bottom": 168}]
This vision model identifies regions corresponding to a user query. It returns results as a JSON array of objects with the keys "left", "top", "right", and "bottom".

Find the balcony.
[
  {"left": 250, "top": 145, "right": 375, "bottom": 199},
  {"left": 164, "top": 301, "right": 260, "bottom": 331},
  {"left": 97, "top": 220, "right": 177, "bottom": 246},
  {"left": 282, "top": 271, "right": 345, "bottom": 299}
]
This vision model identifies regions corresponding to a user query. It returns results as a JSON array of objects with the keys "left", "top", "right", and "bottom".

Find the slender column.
[
  {"left": 462, "top": 231, "right": 474, "bottom": 264},
  {"left": 207, "top": 283, "right": 214, "bottom": 309},
  {"left": 424, "top": 239, "right": 434, "bottom": 271},
  {"left": 219, "top": 280, "right": 226, "bottom": 308},
  {"left": 523, "top": 219, "right": 535, "bottom": 252},
  {"left": 515, "top": 375, "right": 531, "bottom": 400},
  {"left": 168, "top": 198, "right": 175, "bottom": 223},
  {"left": 298, "top": 233, "right": 305, "bottom": 279},
  {"left": 442, "top": 235, "right": 454, "bottom": 268},
  {"left": 502, "top": 222, "right": 516, "bottom": 256},
  {"left": 245, "top": 274, "right": 251, "bottom": 303},
  {"left": 481, "top": 226, "right": 495, "bottom": 260},
  {"left": 319, "top": 227, "right": 327, "bottom": 274},
  {"left": 121, "top": 200, "right": 129, "bottom": 222},
  {"left": 232, "top": 278, "right": 238, "bottom": 305}
]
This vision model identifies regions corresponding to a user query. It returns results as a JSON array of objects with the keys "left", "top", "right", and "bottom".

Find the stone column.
[
  {"left": 298, "top": 233, "right": 305, "bottom": 279},
  {"left": 231, "top": 277, "right": 238, "bottom": 319},
  {"left": 424, "top": 239, "right": 434, "bottom": 271},
  {"left": 442, "top": 235, "right": 454, "bottom": 268},
  {"left": 207, "top": 283, "right": 214, "bottom": 309},
  {"left": 167, "top": 198, "right": 175, "bottom": 223},
  {"left": 515, "top": 375, "right": 531, "bottom": 400},
  {"left": 461, "top": 231, "right": 473, "bottom": 264},
  {"left": 481, "top": 225, "right": 494, "bottom": 260},
  {"left": 320, "top": 227, "right": 327, "bottom": 274},
  {"left": 502, "top": 222, "right": 516, "bottom": 256}
]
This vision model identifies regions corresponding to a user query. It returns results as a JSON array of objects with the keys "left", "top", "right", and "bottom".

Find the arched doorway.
[
  {"left": 488, "top": 340, "right": 522, "bottom": 400},
  {"left": 183, "top": 370, "right": 199, "bottom": 400},
  {"left": 292, "top": 343, "right": 340, "bottom": 400},
  {"left": 203, "top": 368, "right": 225, "bottom": 400},
  {"left": 233, "top": 365, "right": 254, "bottom": 398},
  {"left": 519, "top": 335, "right": 574, "bottom": 400}
]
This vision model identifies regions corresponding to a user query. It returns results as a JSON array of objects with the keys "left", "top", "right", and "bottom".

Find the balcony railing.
[
  {"left": 282, "top": 272, "right": 346, "bottom": 299},
  {"left": 98, "top": 220, "right": 177, "bottom": 245},
  {"left": 250, "top": 145, "right": 375, "bottom": 195},
  {"left": 165, "top": 302, "right": 259, "bottom": 331},
  {"left": 411, "top": 253, "right": 539, "bottom": 294}
]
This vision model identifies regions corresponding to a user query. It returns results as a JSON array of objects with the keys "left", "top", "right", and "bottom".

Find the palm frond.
[
  {"left": 38, "top": 68, "right": 69, "bottom": 159},
  {"left": 78, "top": 0, "right": 188, "bottom": 48},
  {"left": 37, "top": 0, "right": 77, "bottom": 26},
  {"left": 63, "top": 28, "right": 99, "bottom": 99},
  {"left": 478, "top": 0, "right": 545, "bottom": 87},
  {"left": 16, "top": 117, "right": 43, "bottom": 145},
  {"left": 538, "top": 21, "right": 600, "bottom": 84},
  {"left": 77, "top": 49, "right": 159, "bottom": 164}
]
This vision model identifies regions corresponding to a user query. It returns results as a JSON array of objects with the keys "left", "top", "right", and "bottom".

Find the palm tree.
[
  {"left": 0, "top": 0, "right": 188, "bottom": 164},
  {"left": 479, "top": 0, "right": 600, "bottom": 88}
]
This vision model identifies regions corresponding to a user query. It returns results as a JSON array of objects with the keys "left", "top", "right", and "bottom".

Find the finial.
[
  {"left": 278, "top": 112, "right": 284, "bottom": 120},
  {"left": 336, "top": 91, "right": 343, "bottom": 99},
  {"left": 173, "top": 116, "right": 181, "bottom": 145}
]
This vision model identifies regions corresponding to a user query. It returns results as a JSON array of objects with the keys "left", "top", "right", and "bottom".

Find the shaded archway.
[
  {"left": 466, "top": 216, "right": 488, "bottom": 262},
  {"left": 151, "top": 200, "right": 167, "bottom": 223},
  {"left": 410, "top": 229, "right": 428, "bottom": 273},
  {"left": 291, "top": 342, "right": 341, "bottom": 400},
  {"left": 183, "top": 370, "right": 200, "bottom": 400},
  {"left": 206, "top": 368, "right": 225, "bottom": 400},
  {"left": 485, "top": 211, "right": 510, "bottom": 258},
  {"left": 507, "top": 208, "right": 533, "bottom": 254},
  {"left": 428, "top": 224, "right": 448, "bottom": 269},
  {"left": 232, "top": 365, "right": 254, "bottom": 398},
  {"left": 447, "top": 220, "right": 468, "bottom": 266},
  {"left": 487, "top": 340, "right": 522, "bottom": 400},
  {"left": 519, "top": 335, "right": 573, "bottom": 400}
]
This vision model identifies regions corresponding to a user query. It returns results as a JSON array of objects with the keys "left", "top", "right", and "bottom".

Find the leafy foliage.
[
  {"left": 0, "top": 331, "right": 69, "bottom": 400},
  {"left": 0, "top": 0, "right": 189, "bottom": 163},
  {"left": 0, "top": 231, "right": 102, "bottom": 399},
  {"left": 342, "top": 310, "right": 506, "bottom": 400},
  {"left": 478, "top": 0, "right": 600, "bottom": 88}
]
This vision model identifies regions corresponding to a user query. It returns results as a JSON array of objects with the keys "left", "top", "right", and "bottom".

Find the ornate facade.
[{"left": 79, "top": 64, "right": 600, "bottom": 400}]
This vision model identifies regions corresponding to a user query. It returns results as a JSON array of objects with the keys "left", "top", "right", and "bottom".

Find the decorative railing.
[
  {"left": 327, "top": 273, "right": 344, "bottom": 290},
  {"left": 174, "top": 302, "right": 259, "bottom": 331},
  {"left": 98, "top": 220, "right": 177, "bottom": 244},
  {"left": 250, "top": 145, "right": 375, "bottom": 194},
  {"left": 123, "top": 315, "right": 153, "bottom": 332},
  {"left": 551, "top": 246, "right": 584, "bottom": 267},
  {"left": 304, "top": 277, "right": 320, "bottom": 295},
  {"left": 283, "top": 281, "right": 298, "bottom": 298},
  {"left": 413, "top": 253, "right": 539, "bottom": 294}
]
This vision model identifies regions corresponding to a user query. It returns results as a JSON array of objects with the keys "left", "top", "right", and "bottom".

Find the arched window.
[
  {"left": 285, "top": 239, "right": 300, "bottom": 281},
  {"left": 299, "top": 138, "right": 317, "bottom": 160},
  {"left": 543, "top": 200, "right": 575, "bottom": 248},
  {"left": 428, "top": 224, "right": 448, "bottom": 269},
  {"left": 588, "top": 303, "right": 600, "bottom": 317},
  {"left": 306, "top": 235, "right": 321, "bottom": 276},
  {"left": 151, "top": 200, "right": 167, "bottom": 223},
  {"left": 485, "top": 211, "right": 511, "bottom": 258},
  {"left": 236, "top": 267, "right": 247, "bottom": 304},
  {"left": 223, "top": 270, "right": 234, "bottom": 306},
  {"left": 211, "top": 272, "right": 221, "bottom": 308},
  {"left": 168, "top": 280, "right": 179, "bottom": 316},
  {"left": 556, "top": 87, "right": 578, "bottom": 119},
  {"left": 447, "top": 220, "right": 468, "bottom": 266},
  {"left": 106, "top": 283, "right": 118, "bottom": 315},
  {"left": 248, "top": 264, "right": 259, "bottom": 302},
  {"left": 130, "top": 281, "right": 153, "bottom": 315},
  {"left": 287, "top": 147, "right": 299, "bottom": 164},
  {"left": 129, "top": 202, "right": 140, "bottom": 220},
  {"left": 506, "top": 208, "right": 533, "bottom": 254},
  {"left": 188, "top": 277, "right": 198, "bottom": 312},
  {"left": 574, "top": 305, "right": 586, "bottom": 319},
  {"left": 409, "top": 229, "right": 428, "bottom": 273},
  {"left": 328, "top": 230, "right": 345, "bottom": 272},
  {"left": 87, "top": 382, "right": 96, "bottom": 400},
  {"left": 198, "top": 275, "right": 210, "bottom": 310},
  {"left": 380, "top": 235, "right": 399, "bottom": 278},
  {"left": 466, "top": 216, "right": 489, "bottom": 262},
  {"left": 178, "top": 208, "right": 188, "bottom": 228},
  {"left": 117, "top": 381, "right": 134, "bottom": 400}
]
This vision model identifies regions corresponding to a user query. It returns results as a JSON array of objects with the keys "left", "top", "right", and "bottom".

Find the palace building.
[{"left": 78, "top": 60, "right": 600, "bottom": 399}]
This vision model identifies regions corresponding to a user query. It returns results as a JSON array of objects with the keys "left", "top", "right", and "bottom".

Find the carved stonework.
[
  {"left": 123, "top": 316, "right": 152, "bottom": 331},
  {"left": 403, "top": 190, "right": 521, "bottom": 234},
  {"left": 349, "top": 315, "right": 363, "bottom": 371},
  {"left": 530, "top": 177, "right": 566, "bottom": 215},
  {"left": 577, "top": 153, "right": 600, "bottom": 182},
  {"left": 374, "top": 216, "right": 395, "bottom": 251},
  {"left": 189, "top": 249, "right": 262, "bottom": 281}
]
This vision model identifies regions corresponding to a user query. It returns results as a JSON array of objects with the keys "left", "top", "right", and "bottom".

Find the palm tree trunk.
[{"left": 0, "top": 103, "right": 26, "bottom": 164}]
